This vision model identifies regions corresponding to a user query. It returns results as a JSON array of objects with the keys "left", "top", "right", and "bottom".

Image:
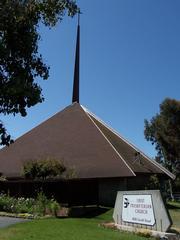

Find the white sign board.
[{"left": 122, "top": 194, "right": 155, "bottom": 226}]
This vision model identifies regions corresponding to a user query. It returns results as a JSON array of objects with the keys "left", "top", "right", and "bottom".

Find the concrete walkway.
[{"left": 0, "top": 216, "right": 29, "bottom": 228}]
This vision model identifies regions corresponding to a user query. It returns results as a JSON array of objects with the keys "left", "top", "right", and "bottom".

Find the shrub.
[
  {"left": 48, "top": 199, "right": 60, "bottom": 217},
  {"left": 34, "top": 192, "right": 60, "bottom": 216},
  {"left": 0, "top": 192, "right": 60, "bottom": 217},
  {"left": 64, "top": 166, "right": 77, "bottom": 179},
  {"left": 15, "top": 197, "right": 35, "bottom": 213},
  {"left": 147, "top": 174, "right": 160, "bottom": 189},
  {"left": 0, "top": 193, "right": 16, "bottom": 212},
  {"left": 0, "top": 193, "right": 35, "bottom": 213},
  {"left": 0, "top": 173, "right": 6, "bottom": 181},
  {"left": 33, "top": 191, "right": 49, "bottom": 216}
]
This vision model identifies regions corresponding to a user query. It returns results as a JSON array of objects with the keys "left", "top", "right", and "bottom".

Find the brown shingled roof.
[
  {"left": 83, "top": 107, "right": 175, "bottom": 179},
  {"left": 0, "top": 103, "right": 175, "bottom": 179}
]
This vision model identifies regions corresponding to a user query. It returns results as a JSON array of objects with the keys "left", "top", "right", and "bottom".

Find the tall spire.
[{"left": 72, "top": 13, "right": 80, "bottom": 103}]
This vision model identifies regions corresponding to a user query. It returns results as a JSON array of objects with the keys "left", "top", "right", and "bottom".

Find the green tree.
[
  {"left": 144, "top": 98, "right": 180, "bottom": 176},
  {"left": 0, "top": 0, "right": 79, "bottom": 146},
  {"left": 23, "top": 157, "right": 66, "bottom": 180}
]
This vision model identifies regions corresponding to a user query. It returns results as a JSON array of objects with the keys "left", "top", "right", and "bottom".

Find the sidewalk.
[{"left": 0, "top": 216, "right": 29, "bottom": 228}]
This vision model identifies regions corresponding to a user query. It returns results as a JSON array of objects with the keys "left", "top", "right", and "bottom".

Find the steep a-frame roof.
[{"left": 0, "top": 103, "right": 175, "bottom": 179}]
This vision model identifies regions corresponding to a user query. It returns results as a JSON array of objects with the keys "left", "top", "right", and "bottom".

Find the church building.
[{"left": 0, "top": 15, "right": 174, "bottom": 206}]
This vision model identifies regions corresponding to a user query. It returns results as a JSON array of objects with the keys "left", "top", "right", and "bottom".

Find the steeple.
[{"left": 72, "top": 13, "right": 80, "bottom": 103}]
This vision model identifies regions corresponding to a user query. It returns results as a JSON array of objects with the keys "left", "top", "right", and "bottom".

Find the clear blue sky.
[{"left": 1, "top": 0, "right": 180, "bottom": 158}]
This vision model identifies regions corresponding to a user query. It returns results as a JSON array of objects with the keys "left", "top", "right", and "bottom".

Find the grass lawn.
[
  {"left": 168, "top": 201, "right": 180, "bottom": 232},
  {"left": 0, "top": 208, "right": 153, "bottom": 240},
  {"left": 0, "top": 202, "right": 179, "bottom": 240}
]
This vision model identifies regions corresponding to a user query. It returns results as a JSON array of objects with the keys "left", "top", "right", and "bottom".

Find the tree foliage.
[
  {"left": 23, "top": 157, "right": 66, "bottom": 180},
  {"left": 0, "top": 0, "right": 79, "bottom": 146},
  {"left": 144, "top": 98, "right": 180, "bottom": 175}
]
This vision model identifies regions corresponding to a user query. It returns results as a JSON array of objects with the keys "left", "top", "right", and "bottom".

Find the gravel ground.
[{"left": 0, "top": 216, "right": 29, "bottom": 228}]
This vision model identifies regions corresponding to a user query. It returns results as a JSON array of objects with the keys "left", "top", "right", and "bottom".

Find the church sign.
[
  {"left": 122, "top": 194, "right": 155, "bottom": 226},
  {"left": 113, "top": 190, "right": 172, "bottom": 232}
]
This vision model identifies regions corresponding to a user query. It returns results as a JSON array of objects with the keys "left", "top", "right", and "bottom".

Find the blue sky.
[{"left": 1, "top": 0, "right": 180, "bottom": 157}]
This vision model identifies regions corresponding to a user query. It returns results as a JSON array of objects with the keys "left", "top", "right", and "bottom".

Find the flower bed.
[{"left": 0, "top": 192, "right": 60, "bottom": 217}]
